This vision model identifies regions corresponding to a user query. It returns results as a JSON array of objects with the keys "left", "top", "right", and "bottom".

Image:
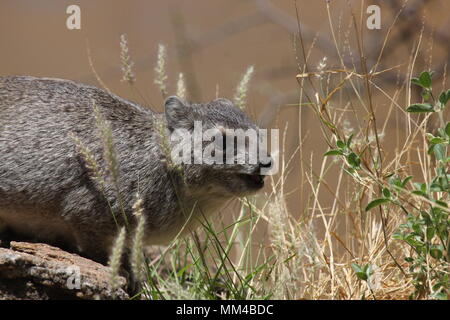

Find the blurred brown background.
[{"left": 1, "top": 0, "right": 449, "bottom": 218}]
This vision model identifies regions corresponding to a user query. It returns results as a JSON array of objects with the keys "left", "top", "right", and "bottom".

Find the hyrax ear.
[
  {"left": 164, "top": 96, "right": 193, "bottom": 130},
  {"left": 213, "top": 98, "right": 234, "bottom": 107}
]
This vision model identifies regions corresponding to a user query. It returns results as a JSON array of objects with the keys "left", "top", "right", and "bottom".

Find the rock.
[{"left": 0, "top": 241, "right": 128, "bottom": 300}]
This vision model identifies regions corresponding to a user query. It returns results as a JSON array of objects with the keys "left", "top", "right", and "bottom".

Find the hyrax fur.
[{"left": 0, "top": 76, "right": 270, "bottom": 264}]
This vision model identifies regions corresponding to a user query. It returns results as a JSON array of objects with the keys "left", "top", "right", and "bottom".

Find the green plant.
[
  {"left": 351, "top": 263, "right": 377, "bottom": 299},
  {"left": 365, "top": 71, "right": 449, "bottom": 299}
]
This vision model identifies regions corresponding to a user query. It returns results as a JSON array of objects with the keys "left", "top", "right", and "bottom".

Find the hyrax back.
[{"left": 0, "top": 76, "right": 267, "bottom": 263}]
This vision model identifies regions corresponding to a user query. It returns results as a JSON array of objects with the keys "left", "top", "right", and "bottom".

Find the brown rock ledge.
[{"left": 0, "top": 241, "right": 128, "bottom": 300}]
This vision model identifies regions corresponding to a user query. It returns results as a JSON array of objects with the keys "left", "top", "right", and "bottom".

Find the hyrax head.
[{"left": 164, "top": 96, "right": 272, "bottom": 197}]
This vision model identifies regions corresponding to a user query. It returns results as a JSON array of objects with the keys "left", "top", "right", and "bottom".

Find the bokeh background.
[{"left": 1, "top": 0, "right": 449, "bottom": 218}]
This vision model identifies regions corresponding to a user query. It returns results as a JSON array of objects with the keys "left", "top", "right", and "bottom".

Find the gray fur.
[{"left": 0, "top": 76, "right": 267, "bottom": 264}]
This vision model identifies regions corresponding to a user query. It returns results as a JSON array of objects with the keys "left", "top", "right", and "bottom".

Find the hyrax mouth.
[{"left": 239, "top": 173, "right": 265, "bottom": 189}]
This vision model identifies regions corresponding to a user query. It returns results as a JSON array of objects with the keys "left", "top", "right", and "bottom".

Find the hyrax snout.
[{"left": 0, "top": 76, "right": 271, "bottom": 264}]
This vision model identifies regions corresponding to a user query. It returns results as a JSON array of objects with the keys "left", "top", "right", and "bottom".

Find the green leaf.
[
  {"left": 419, "top": 71, "right": 432, "bottom": 88},
  {"left": 435, "top": 200, "right": 448, "bottom": 208},
  {"left": 413, "top": 182, "right": 426, "bottom": 192},
  {"left": 362, "top": 264, "right": 372, "bottom": 277},
  {"left": 406, "top": 103, "right": 434, "bottom": 113},
  {"left": 351, "top": 263, "right": 363, "bottom": 273},
  {"left": 351, "top": 263, "right": 368, "bottom": 281},
  {"left": 426, "top": 227, "right": 435, "bottom": 240},
  {"left": 432, "top": 292, "right": 448, "bottom": 300},
  {"left": 365, "top": 198, "right": 391, "bottom": 211},
  {"left": 336, "top": 140, "right": 346, "bottom": 149},
  {"left": 434, "top": 144, "right": 445, "bottom": 161},
  {"left": 392, "top": 232, "right": 404, "bottom": 240},
  {"left": 427, "top": 144, "right": 436, "bottom": 155},
  {"left": 439, "top": 91, "right": 449, "bottom": 107},
  {"left": 356, "top": 272, "right": 368, "bottom": 281},
  {"left": 324, "top": 150, "right": 344, "bottom": 156},
  {"left": 429, "top": 137, "right": 447, "bottom": 144},
  {"left": 445, "top": 122, "right": 450, "bottom": 138},
  {"left": 392, "top": 232, "right": 405, "bottom": 240},
  {"left": 401, "top": 176, "right": 413, "bottom": 188},
  {"left": 432, "top": 283, "right": 443, "bottom": 292},
  {"left": 430, "top": 247, "right": 443, "bottom": 260},
  {"left": 405, "top": 235, "right": 424, "bottom": 248},
  {"left": 388, "top": 175, "right": 401, "bottom": 187},
  {"left": 382, "top": 188, "right": 391, "bottom": 198},
  {"left": 347, "top": 152, "right": 361, "bottom": 168},
  {"left": 412, "top": 190, "right": 428, "bottom": 198},
  {"left": 346, "top": 134, "right": 354, "bottom": 148},
  {"left": 426, "top": 133, "right": 435, "bottom": 141},
  {"left": 420, "top": 211, "right": 432, "bottom": 224}
]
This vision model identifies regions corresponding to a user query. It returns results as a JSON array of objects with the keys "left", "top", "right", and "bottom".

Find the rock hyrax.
[{"left": 0, "top": 76, "right": 271, "bottom": 264}]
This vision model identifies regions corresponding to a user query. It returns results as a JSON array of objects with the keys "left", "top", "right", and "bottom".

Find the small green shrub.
[{"left": 367, "top": 71, "right": 449, "bottom": 299}]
